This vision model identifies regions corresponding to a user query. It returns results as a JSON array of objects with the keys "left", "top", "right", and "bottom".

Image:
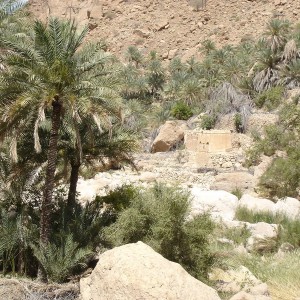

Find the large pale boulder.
[
  {"left": 247, "top": 222, "right": 278, "bottom": 239},
  {"left": 190, "top": 189, "right": 239, "bottom": 221},
  {"left": 238, "top": 194, "right": 275, "bottom": 213},
  {"left": 80, "top": 242, "right": 221, "bottom": 300},
  {"left": 151, "top": 120, "right": 188, "bottom": 153},
  {"left": 274, "top": 197, "right": 300, "bottom": 219}
]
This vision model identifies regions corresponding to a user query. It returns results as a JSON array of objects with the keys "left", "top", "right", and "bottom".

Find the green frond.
[{"left": 32, "top": 235, "right": 93, "bottom": 283}]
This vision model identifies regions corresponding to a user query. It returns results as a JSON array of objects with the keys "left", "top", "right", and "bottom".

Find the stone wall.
[
  {"left": 185, "top": 130, "right": 232, "bottom": 152},
  {"left": 185, "top": 130, "right": 234, "bottom": 167}
]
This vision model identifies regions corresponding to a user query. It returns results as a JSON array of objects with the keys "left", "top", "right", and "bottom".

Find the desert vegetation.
[{"left": 0, "top": 1, "right": 299, "bottom": 299}]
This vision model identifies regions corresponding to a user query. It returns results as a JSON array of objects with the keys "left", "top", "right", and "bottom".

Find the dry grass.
[{"left": 224, "top": 250, "right": 300, "bottom": 300}]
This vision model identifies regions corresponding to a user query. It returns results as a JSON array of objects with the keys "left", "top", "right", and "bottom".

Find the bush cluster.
[
  {"left": 103, "top": 184, "right": 215, "bottom": 281},
  {"left": 171, "top": 102, "right": 193, "bottom": 120}
]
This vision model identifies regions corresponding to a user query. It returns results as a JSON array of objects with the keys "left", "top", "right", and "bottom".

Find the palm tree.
[
  {"left": 63, "top": 123, "right": 137, "bottom": 213},
  {"left": 125, "top": 46, "right": 143, "bottom": 67},
  {"left": 199, "top": 39, "right": 216, "bottom": 56},
  {"left": 253, "top": 46, "right": 281, "bottom": 91},
  {"left": 264, "top": 19, "right": 290, "bottom": 53},
  {"left": 0, "top": 18, "right": 122, "bottom": 245},
  {"left": 145, "top": 51, "right": 165, "bottom": 97}
]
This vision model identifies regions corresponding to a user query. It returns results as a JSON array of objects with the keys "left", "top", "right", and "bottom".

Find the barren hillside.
[{"left": 28, "top": 0, "right": 300, "bottom": 59}]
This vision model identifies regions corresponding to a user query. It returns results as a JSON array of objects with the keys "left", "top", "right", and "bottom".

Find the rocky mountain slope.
[{"left": 28, "top": 0, "right": 300, "bottom": 59}]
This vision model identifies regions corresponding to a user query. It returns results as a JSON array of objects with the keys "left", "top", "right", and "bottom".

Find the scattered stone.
[
  {"left": 210, "top": 266, "right": 261, "bottom": 294},
  {"left": 80, "top": 242, "right": 221, "bottom": 300},
  {"left": 279, "top": 242, "right": 295, "bottom": 253},
  {"left": 155, "top": 20, "right": 169, "bottom": 31},
  {"left": 133, "top": 29, "right": 151, "bottom": 38},
  {"left": 211, "top": 172, "right": 254, "bottom": 193},
  {"left": 168, "top": 48, "right": 178, "bottom": 59}
]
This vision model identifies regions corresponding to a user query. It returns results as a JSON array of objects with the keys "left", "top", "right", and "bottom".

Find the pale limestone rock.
[
  {"left": 168, "top": 48, "right": 178, "bottom": 59},
  {"left": 210, "top": 266, "right": 261, "bottom": 294},
  {"left": 230, "top": 292, "right": 271, "bottom": 300},
  {"left": 238, "top": 194, "right": 275, "bottom": 213},
  {"left": 274, "top": 197, "right": 300, "bottom": 219},
  {"left": 247, "top": 222, "right": 278, "bottom": 239},
  {"left": 190, "top": 189, "right": 238, "bottom": 221},
  {"left": 80, "top": 242, "right": 221, "bottom": 300},
  {"left": 155, "top": 19, "right": 169, "bottom": 31},
  {"left": 249, "top": 283, "right": 269, "bottom": 296}
]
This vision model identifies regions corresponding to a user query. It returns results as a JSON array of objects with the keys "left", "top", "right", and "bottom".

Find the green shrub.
[
  {"left": 103, "top": 184, "right": 215, "bottom": 281},
  {"left": 201, "top": 114, "right": 217, "bottom": 130},
  {"left": 234, "top": 113, "right": 244, "bottom": 133},
  {"left": 95, "top": 184, "right": 138, "bottom": 213},
  {"left": 171, "top": 102, "right": 193, "bottom": 120},
  {"left": 32, "top": 235, "right": 93, "bottom": 283},
  {"left": 258, "top": 153, "right": 300, "bottom": 199},
  {"left": 235, "top": 206, "right": 300, "bottom": 247},
  {"left": 254, "top": 86, "right": 285, "bottom": 110}
]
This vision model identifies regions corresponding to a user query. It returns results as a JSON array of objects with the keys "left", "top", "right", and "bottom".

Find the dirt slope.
[{"left": 28, "top": 0, "right": 300, "bottom": 59}]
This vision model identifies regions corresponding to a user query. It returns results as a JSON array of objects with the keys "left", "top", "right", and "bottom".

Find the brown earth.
[{"left": 27, "top": 0, "right": 300, "bottom": 60}]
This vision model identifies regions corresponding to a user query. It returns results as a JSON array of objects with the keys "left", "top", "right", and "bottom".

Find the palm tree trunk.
[
  {"left": 40, "top": 97, "right": 62, "bottom": 245},
  {"left": 67, "top": 162, "right": 80, "bottom": 211}
]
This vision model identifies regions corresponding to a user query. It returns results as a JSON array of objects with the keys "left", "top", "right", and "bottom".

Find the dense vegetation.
[{"left": 0, "top": 0, "right": 299, "bottom": 286}]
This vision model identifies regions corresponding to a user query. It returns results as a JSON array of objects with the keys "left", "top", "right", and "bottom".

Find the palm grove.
[{"left": 0, "top": 0, "right": 300, "bottom": 283}]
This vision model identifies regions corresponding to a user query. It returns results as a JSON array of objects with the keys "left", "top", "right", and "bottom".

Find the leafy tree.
[{"left": 103, "top": 184, "right": 215, "bottom": 281}]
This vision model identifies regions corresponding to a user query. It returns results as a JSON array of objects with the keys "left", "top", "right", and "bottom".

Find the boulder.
[
  {"left": 238, "top": 194, "right": 275, "bottom": 213},
  {"left": 190, "top": 189, "right": 238, "bottom": 221},
  {"left": 274, "top": 197, "right": 300, "bottom": 219},
  {"left": 247, "top": 222, "right": 278, "bottom": 239},
  {"left": 246, "top": 222, "right": 278, "bottom": 253},
  {"left": 151, "top": 120, "right": 188, "bottom": 153},
  {"left": 246, "top": 235, "right": 277, "bottom": 253},
  {"left": 80, "top": 242, "right": 221, "bottom": 300}
]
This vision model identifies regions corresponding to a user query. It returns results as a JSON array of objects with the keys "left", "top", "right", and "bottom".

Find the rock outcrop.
[{"left": 80, "top": 241, "right": 221, "bottom": 300}]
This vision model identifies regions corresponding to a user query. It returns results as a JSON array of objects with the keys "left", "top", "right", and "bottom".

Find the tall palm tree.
[{"left": 0, "top": 18, "right": 122, "bottom": 245}]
